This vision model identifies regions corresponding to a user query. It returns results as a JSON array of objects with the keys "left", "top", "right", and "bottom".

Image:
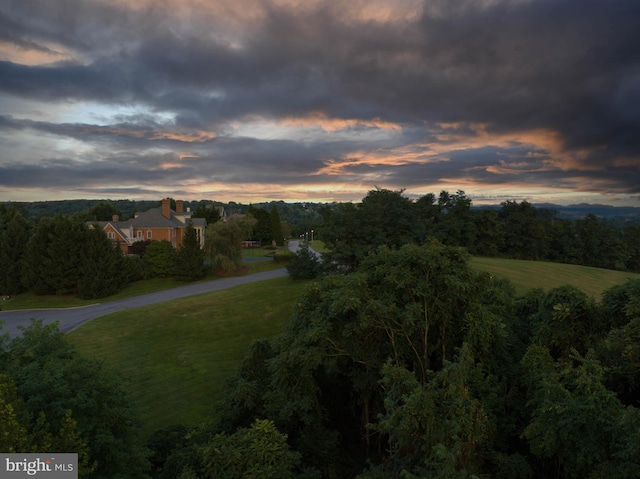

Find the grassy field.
[
  {"left": 67, "top": 277, "right": 309, "bottom": 437},
  {"left": 309, "top": 240, "right": 330, "bottom": 253},
  {"left": 470, "top": 256, "right": 640, "bottom": 298}
]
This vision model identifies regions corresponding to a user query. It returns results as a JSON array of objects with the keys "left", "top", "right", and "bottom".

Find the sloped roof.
[
  {"left": 88, "top": 205, "right": 207, "bottom": 243},
  {"left": 124, "top": 207, "right": 181, "bottom": 228},
  {"left": 188, "top": 217, "right": 207, "bottom": 228},
  {"left": 88, "top": 220, "right": 132, "bottom": 244},
  {"left": 108, "top": 222, "right": 132, "bottom": 241}
]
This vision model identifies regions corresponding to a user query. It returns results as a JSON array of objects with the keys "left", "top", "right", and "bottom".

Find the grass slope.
[
  {"left": 470, "top": 256, "right": 640, "bottom": 298},
  {"left": 66, "top": 257, "right": 640, "bottom": 437},
  {"left": 67, "top": 277, "right": 309, "bottom": 436}
]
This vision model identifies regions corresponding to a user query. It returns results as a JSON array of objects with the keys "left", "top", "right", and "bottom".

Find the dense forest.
[
  {"left": 2, "top": 189, "right": 640, "bottom": 478},
  {"left": 143, "top": 190, "right": 640, "bottom": 478},
  {"left": 160, "top": 243, "right": 640, "bottom": 479},
  {"left": 0, "top": 198, "right": 326, "bottom": 237}
]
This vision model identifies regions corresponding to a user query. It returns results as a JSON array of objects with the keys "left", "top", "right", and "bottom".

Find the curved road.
[
  {"left": 0, "top": 240, "right": 322, "bottom": 339},
  {"left": 0, "top": 268, "right": 289, "bottom": 339}
]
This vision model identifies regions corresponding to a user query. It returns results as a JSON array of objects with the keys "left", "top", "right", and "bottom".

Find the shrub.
[
  {"left": 144, "top": 240, "right": 177, "bottom": 278},
  {"left": 273, "top": 250, "right": 293, "bottom": 262},
  {"left": 286, "top": 244, "right": 321, "bottom": 279}
]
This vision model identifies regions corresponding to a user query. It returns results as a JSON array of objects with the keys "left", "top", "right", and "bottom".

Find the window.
[
  {"left": 137, "top": 231, "right": 143, "bottom": 239},
  {"left": 147, "top": 230, "right": 152, "bottom": 239},
  {"left": 107, "top": 231, "right": 115, "bottom": 239}
]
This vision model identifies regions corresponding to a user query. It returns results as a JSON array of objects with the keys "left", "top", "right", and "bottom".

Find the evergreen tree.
[
  {"left": 175, "top": 223, "right": 206, "bottom": 282},
  {"left": 45, "top": 215, "right": 85, "bottom": 294},
  {"left": 0, "top": 210, "right": 31, "bottom": 294},
  {"left": 270, "top": 204, "right": 285, "bottom": 246},
  {"left": 77, "top": 227, "right": 129, "bottom": 299},
  {"left": 22, "top": 215, "right": 84, "bottom": 295},
  {"left": 286, "top": 243, "right": 321, "bottom": 279},
  {"left": 22, "top": 217, "right": 56, "bottom": 294},
  {"left": 246, "top": 205, "right": 271, "bottom": 245}
]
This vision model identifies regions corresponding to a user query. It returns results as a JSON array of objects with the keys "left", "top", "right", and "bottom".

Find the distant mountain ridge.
[
  {"left": 471, "top": 202, "right": 640, "bottom": 221},
  {"left": 532, "top": 203, "right": 640, "bottom": 220}
]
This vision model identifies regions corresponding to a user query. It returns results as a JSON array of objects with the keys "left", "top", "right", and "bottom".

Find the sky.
[{"left": 0, "top": 0, "right": 639, "bottom": 206}]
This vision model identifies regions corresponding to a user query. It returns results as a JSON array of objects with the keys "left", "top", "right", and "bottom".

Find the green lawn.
[
  {"left": 309, "top": 240, "right": 329, "bottom": 253},
  {"left": 66, "top": 277, "right": 309, "bottom": 437},
  {"left": 470, "top": 256, "right": 640, "bottom": 298}
]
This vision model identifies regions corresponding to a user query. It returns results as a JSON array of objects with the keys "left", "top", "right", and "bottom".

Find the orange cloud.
[
  {"left": 433, "top": 122, "right": 604, "bottom": 172},
  {"left": 0, "top": 41, "right": 77, "bottom": 66},
  {"left": 278, "top": 113, "right": 402, "bottom": 132}
]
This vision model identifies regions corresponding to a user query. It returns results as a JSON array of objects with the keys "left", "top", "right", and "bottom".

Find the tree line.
[
  {"left": 0, "top": 202, "right": 290, "bottom": 299},
  {"left": 319, "top": 189, "right": 640, "bottom": 272},
  {"left": 0, "top": 211, "right": 139, "bottom": 299}
]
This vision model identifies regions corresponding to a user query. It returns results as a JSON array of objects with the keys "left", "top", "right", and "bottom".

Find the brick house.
[{"left": 92, "top": 198, "right": 207, "bottom": 254}]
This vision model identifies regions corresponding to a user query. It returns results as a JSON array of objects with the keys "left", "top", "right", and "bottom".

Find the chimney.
[
  {"left": 162, "top": 198, "right": 171, "bottom": 219},
  {"left": 112, "top": 214, "right": 119, "bottom": 222},
  {"left": 176, "top": 200, "right": 184, "bottom": 213}
]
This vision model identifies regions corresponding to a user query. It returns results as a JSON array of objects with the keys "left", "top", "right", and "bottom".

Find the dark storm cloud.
[{"left": 0, "top": 0, "right": 638, "bottom": 201}]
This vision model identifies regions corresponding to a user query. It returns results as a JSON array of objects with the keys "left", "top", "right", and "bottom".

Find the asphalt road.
[
  {"left": 0, "top": 240, "right": 324, "bottom": 339},
  {"left": 0, "top": 268, "right": 289, "bottom": 339}
]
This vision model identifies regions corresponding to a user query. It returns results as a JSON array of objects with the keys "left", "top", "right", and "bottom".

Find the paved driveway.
[
  {"left": 287, "top": 239, "right": 322, "bottom": 258},
  {"left": 0, "top": 268, "right": 288, "bottom": 339}
]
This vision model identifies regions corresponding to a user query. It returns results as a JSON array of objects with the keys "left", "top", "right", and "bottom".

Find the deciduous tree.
[
  {"left": 201, "top": 419, "right": 302, "bottom": 479},
  {"left": 521, "top": 346, "right": 639, "bottom": 478},
  {"left": 1, "top": 321, "right": 149, "bottom": 478},
  {"left": 205, "top": 214, "right": 256, "bottom": 273}
]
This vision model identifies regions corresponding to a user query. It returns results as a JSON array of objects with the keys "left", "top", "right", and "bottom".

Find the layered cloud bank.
[{"left": 1, "top": 0, "right": 638, "bottom": 204}]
